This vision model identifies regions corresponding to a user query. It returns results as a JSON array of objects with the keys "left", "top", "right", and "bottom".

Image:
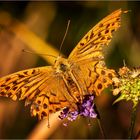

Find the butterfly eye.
[{"left": 60, "top": 63, "right": 67, "bottom": 72}]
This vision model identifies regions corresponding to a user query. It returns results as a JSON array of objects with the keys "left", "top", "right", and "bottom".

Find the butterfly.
[{"left": 0, "top": 9, "right": 126, "bottom": 121}]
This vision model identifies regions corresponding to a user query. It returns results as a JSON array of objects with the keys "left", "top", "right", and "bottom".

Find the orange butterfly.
[{"left": 0, "top": 9, "right": 126, "bottom": 121}]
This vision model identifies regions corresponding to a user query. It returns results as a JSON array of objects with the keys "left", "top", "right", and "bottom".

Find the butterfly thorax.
[{"left": 54, "top": 56, "right": 71, "bottom": 73}]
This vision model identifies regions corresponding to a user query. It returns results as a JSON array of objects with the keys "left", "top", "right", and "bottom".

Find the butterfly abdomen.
[{"left": 63, "top": 74, "right": 81, "bottom": 101}]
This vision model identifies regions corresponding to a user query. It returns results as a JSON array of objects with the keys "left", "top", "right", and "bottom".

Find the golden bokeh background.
[{"left": 0, "top": 1, "right": 140, "bottom": 139}]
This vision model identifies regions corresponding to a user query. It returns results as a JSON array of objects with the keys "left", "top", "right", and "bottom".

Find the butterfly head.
[{"left": 54, "top": 56, "right": 70, "bottom": 73}]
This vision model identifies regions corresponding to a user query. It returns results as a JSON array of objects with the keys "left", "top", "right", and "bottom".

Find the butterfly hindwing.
[{"left": 29, "top": 72, "right": 79, "bottom": 120}]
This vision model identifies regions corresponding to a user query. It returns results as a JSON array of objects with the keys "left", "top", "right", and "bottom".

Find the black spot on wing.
[
  {"left": 32, "top": 70, "right": 36, "bottom": 74},
  {"left": 18, "top": 74, "right": 25, "bottom": 78},
  {"left": 43, "top": 103, "right": 48, "bottom": 109},
  {"left": 5, "top": 77, "right": 11, "bottom": 82},
  {"left": 97, "top": 83, "right": 102, "bottom": 89},
  {"left": 99, "top": 23, "right": 103, "bottom": 27}
]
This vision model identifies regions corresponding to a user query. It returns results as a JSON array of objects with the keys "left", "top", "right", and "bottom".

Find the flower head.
[
  {"left": 58, "top": 95, "right": 97, "bottom": 125},
  {"left": 113, "top": 66, "right": 140, "bottom": 107}
]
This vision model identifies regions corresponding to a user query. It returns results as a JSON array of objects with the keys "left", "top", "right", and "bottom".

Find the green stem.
[
  {"left": 97, "top": 118, "right": 107, "bottom": 139},
  {"left": 128, "top": 104, "right": 137, "bottom": 139},
  {"left": 95, "top": 105, "right": 107, "bottom": 139}
]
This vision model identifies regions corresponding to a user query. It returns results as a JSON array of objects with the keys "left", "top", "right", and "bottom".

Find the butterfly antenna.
[
  {"left": 59, "top": 20, "right": 71, "bottom": 56},
  {"left": 22, "top": 49, "right": 57, "bottom": 58}
]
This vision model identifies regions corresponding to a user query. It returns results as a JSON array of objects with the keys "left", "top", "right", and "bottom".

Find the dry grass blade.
[
  {"left": 0, "top": 11, "right": 60, "bottom": 64},
  {"left": 9, "top": 20, "right": 60, "bottom": 64},
  {"left": 27, "top": 111, "right": 62, "bottom": 139}
]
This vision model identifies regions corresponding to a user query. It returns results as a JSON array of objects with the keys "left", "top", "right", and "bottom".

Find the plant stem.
[
  {"left": 95, "top": 105, "right": 107, "bottom": 139},
  {"left": 97, "top": 118, "right": 107, "bottom": 139},
  {"left": 128, "top": 104, "right": 137, "bottom": 139}
]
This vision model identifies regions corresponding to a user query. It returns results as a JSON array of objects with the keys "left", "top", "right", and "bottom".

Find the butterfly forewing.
[
  {"left": 0, "top": 67, "right": 50, "bottom": 99},
  {"left": 69, "top": 9, "right": 123, "bottom": 62},
  {"left": 0, "top": 66, "right": 78, "bottom": 120}
]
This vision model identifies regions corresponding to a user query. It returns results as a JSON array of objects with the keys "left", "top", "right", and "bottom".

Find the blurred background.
[{"left": 0, "top": 1, "right": 140, "bottom": 139}]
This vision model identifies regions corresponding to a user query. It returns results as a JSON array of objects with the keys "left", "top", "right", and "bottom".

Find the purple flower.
[
  {"left": 58, "top": 95, "right": 97, "bottom": 125},
  {"left": 80, "top": 95, "right": 97, "bottom": 118}
]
